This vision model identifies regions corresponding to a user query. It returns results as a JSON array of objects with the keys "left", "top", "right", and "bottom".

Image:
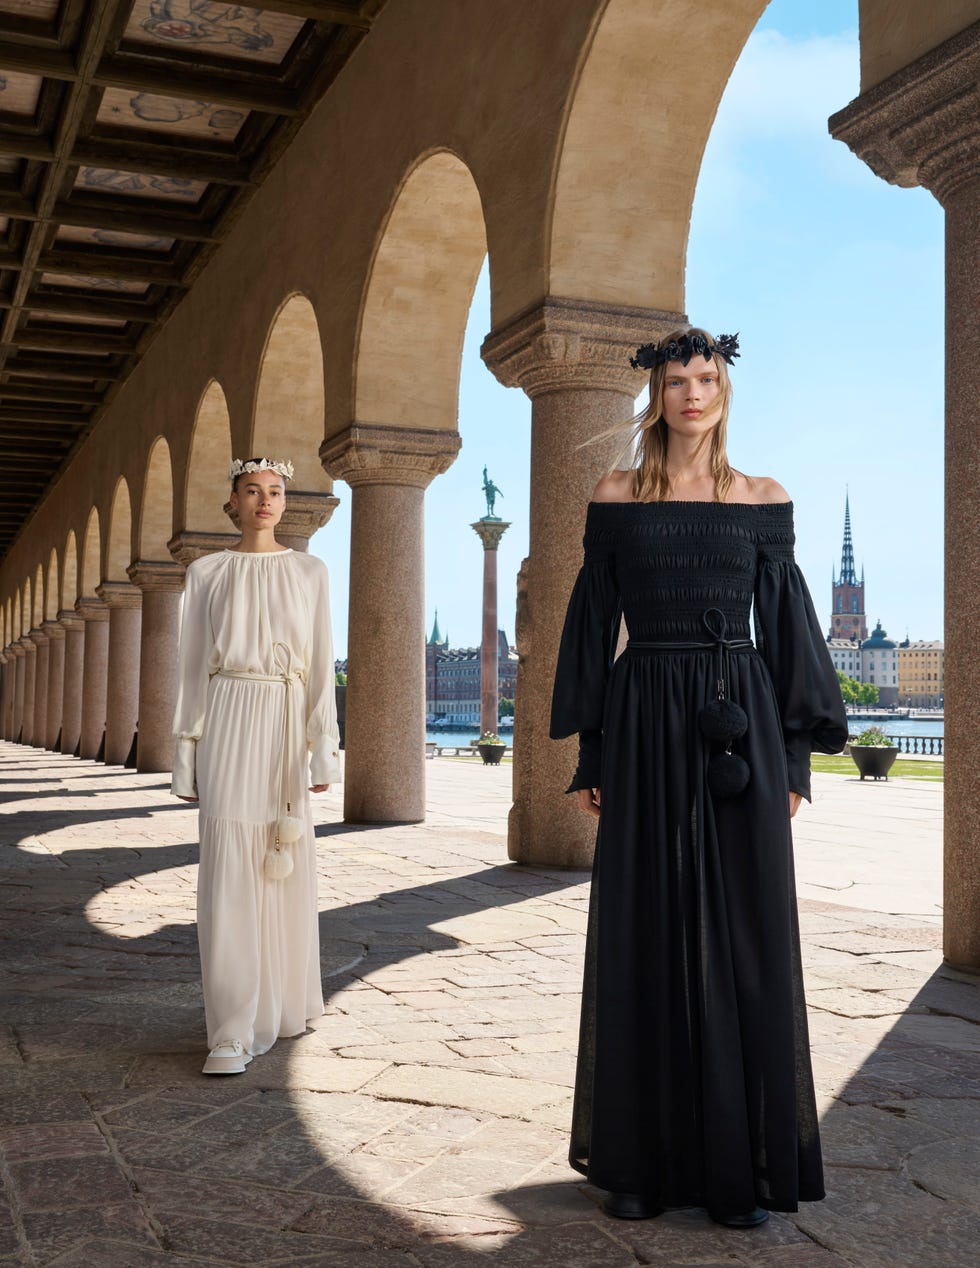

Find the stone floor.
[{"left": 1, "top": 742, "right": 977, "bottom": 1267}]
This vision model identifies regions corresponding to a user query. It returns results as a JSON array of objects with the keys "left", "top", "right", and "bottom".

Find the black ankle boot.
[
  {"left": 710, "top": 1207, "right": 770, "bottom": 1228},
  {"left": 602, "top": 1191, "right": 662, "bottom": 1220}
]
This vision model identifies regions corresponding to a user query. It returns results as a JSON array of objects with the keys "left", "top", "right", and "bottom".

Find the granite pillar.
[
  {"left": 96, "top": 581, "right": 143, "bottom": 767},
  {"left": 471, "top": 519, "right": 511, "bottom": 737},
  {"left": 29, "top": 629, "right": 50, "bottom": 750},
  {"left": 10, "top": 643, "right": 25, "bottom": 742},
  {"left": 59, "top": 610, "right": 84, "bottom": 757},
  {"left": 830, "top": 21, "right": 980, "bottom": 970},
  {"left": 482, "top": 298, "right": 682, "bottom": 866},
  {"left": 18, "top": 636, "right": 36, "bottom": 747},
  {"left": 223, "top": 490, "right": 340, "bottom": 552},
  {"left": 76, "top": 597, "right": 109, "bottom": 760},
  {"left": 42, "top": 620, "right": 65, "bottom": 750},
  {"left": 128, "top": 560, "right": 186, "bottom": 772},
  {"left": 321, "top": 423, "right": 461, "bottom": 823},
  {"left": 0, "top": 651, "right": 11, "bottom": 741}
]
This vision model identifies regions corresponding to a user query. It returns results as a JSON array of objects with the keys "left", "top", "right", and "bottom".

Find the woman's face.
[
  {"left": 230, "top": 469, "right": 286, "bottom": 530},
  {"left": 661, "top": 358, "right": 723, "bottom": 436}
]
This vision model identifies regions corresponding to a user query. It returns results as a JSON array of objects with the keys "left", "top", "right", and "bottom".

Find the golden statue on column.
[{"left": 472, "top": 469, "right": 511, "bottom": 738}]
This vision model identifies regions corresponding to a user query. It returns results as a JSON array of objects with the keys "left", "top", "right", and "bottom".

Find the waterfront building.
[
  {"left": 898, "top": 640, "right": 945, "bottom": 708},
  {"left": 829, "top": 494, "right": 868, "bottom": 641},
  {"left": 861, "top": 621, "right": 899, "bottom": 707},
  {"left": 827, "top": 638, "right": 862, "bottom": 681},
  {"left": 426, "top": 613, "right": 517, "bottom": 727}
]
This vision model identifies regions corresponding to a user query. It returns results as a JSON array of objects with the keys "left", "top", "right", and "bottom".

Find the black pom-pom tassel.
[
  {"left": 707, "top": 751, "right": 751, "bottom": 798},
  {"left": 699, "top": 698, "right": 748, "bottom": 744}
]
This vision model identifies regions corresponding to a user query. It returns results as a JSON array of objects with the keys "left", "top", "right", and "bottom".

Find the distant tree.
[
  {"left": 335, "top": 670, "right": 347, "bottom": 685},
  {"left": 499, "top": 696, "right": 515, "bottom": 717},
  {"left": 836, "top": 670, "right": 859, "bottom": 704},
  {"left": 856, "top": 681, "right": 879, "bottom": 704}
]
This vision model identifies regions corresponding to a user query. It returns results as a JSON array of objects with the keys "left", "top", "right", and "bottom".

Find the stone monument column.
[
  {"left": 128, "top": 560, "right": 186, "bottom": 772},
  {"left": 96, "top": 581, "right": 143, "bottom": 767},
  {"left": 18, "top": 635, "right": 37, "bottom": 747},
  {"left": 58, "top": 609, "right": 85, "bottom": 756},
  {"left": 224, "top": 490, "right": 340, "bottom": 552},
  {"left": 482, "top": 298, "right": 682, "bottom": 866},
  {"left": 76, "top": 596, "right": 109, "bottom": 760},
  {"left": 830, "top": 22, "right": 980, "bottom": 970},
  {"left": 10, "top": 641, "right": 25, "bottom": 741},
  {"left": 321, "top": 423, "right": 461, "bottom": 823},
  {"left": 29, "top": 628, "right": 50, "bottom": 750},
  {"left": 42, "top": 620, "right": 65, "bottom": 750},
  {"left": 471, "top": 516, "right": 511, "bottom": 737}
]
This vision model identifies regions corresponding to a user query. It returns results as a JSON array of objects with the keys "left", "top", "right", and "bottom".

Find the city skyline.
[{"left": 313, "top": 0, "right": 944, "bottom": 658}]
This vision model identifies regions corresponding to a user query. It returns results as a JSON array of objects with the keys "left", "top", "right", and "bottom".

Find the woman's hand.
[
  {"left": 310, "top": 784, "right": 330, "bottom": 793},
  {"left": 789, "top": 791, "right": 803, "bottom": 819},
  {"left": 176, "top": 794, "right": 198, "bottom": 802},
  {"left": 576, "top": 787, "right": 601, "bottom": 818}
]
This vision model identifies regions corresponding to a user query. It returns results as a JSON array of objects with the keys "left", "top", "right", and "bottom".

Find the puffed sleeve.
[
  {"left": 306, "top": 559, "right": 342, "bottom": 786},
  {"left": 550, "top": 504, "right": 622, "bottom": 793},
  {"left": 171, "top": 559, "right": 212, "bottom": 798},
  {"left": 754, "top": 506, "right": 848, "bottom": 801}
]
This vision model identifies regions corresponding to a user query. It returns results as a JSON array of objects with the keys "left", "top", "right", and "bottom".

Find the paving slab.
[{"left": 0, "top": 744, "right": 976, "bottom": 1266}]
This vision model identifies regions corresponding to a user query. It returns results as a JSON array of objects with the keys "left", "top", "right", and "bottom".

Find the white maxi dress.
[{"left": 171, "top": 548, "right": 342, "bottom": 1055}]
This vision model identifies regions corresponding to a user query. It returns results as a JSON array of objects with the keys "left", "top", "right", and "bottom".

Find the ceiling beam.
[
  {"left": 12, "top": 329, "right": 134, "bottom": 355},
  {"left": 0, "top": 383, "right": 103, "bottom": 403},
  {"left": 11, "top": 292, "right": 159, "bottom": 322},
  {"left": 39, "top": 251, "right": 186, "bottom": 285},
  {"left": 72, "top": 138, "right": 252, "bottom": 186},
  {"left": 93, "top": 59, "right": 300, "bottom": 116},
  {"left": 51, "top": 201, "right": 219, "bottom": 243},
  {"left": 0, "top": 44, "right": 77, "bottom": 80},
  {"left": 253, "top": 1, "right": 372, "bottom": 26}
]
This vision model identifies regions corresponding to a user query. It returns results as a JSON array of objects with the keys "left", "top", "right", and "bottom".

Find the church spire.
[
  {"left": 838, "top": 491, "right": 857, "bottom": 585},
  {"left": 428, "top": 608, "right": 443, "bottom": 645}
]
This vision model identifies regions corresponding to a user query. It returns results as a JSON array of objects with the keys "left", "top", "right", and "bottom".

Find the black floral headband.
[{"left": 629, "top": 332, "right": 740, "bottom": 371}]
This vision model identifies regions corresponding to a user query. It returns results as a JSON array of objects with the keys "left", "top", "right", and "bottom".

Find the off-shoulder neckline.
[{"left": 587, "top": 500, "right": 793, "bottom": 510}]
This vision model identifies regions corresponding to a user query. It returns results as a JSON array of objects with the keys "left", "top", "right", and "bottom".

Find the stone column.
[
  {"left": 321, "top": 424, "right": 461, "bottom": 823},
  {"left": 76, "top": 597, "right": 109, "bottom": 760},
  {"left": 223, "top": 490, "right": 340, "bottom": 552},
  {"left": 10, "top": 642, "right": 25, "bottom": 742},
  {"left": 18, "top": 635, "right": 37, "bottom": 747},
  {"left": 831, "top": 22, "right": 980, "bottom": 970},
  {"left": 471, "top": 518, "right": 511, "bottom": 737},
  {"left": 127, "top": 560, "right": 186, "bottom": 772},
  {"left": 167, "top": 530, "right": 238, "bottom": 565},
  {"left": 95, "top": 581, "right": 142, "bottom": 767},
  {"left": 482, "top": 297, "right": 682, "bottom": 867},
  {"left": 42, "top": 620, "right": 65, "bottom": 750},
  {"left": 59, "top": 610, "right": 85, "bottom": 756},
  {"left": 29, "top": 629, "right": 50, "bottom": 749},
  {"left": 0, "top": 651, "right": 10, "bottom": 741}
]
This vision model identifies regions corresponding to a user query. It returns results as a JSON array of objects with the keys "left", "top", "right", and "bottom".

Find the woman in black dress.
[{"left": 551, "top": 329, "right": 847, "bottom": 1227}]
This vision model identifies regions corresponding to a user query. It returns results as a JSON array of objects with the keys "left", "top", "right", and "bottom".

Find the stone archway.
[
  {"left": 176, "top": 380, "right": 236, "bottom": 556},
  {"left": 251, "top": 294, "right": 337, "bottom": 549},
  {"left": 139, "top": 438, "right": 174, "bottom": 560},
  {"left": 100, "top": 479, "right": 141, "bottom": 766},
  {"left": 322, "top": 149, "right": 488, "bottom": 824}
]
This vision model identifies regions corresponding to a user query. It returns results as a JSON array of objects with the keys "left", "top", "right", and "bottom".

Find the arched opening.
[
  {"left": 185, "top": 380, "right": 233, "bottom": 533},
  {"left": 80, "top": 508, "right": 101, "bottom": 598},
  {"left": 549, "top": 0, "right": 767, "bottom": 311},
  {"left": 45, "top": 550, "right": 59, "bottom": 621},
  {"left": 354, "top": 150, "right": 488, "bottom": 432},
  {"left": 253, "top": 295, "right": 331, "bottom": 491},
  {"left": 32, "top": 566, "right": 42, "bottom": 629},
  {"left": 106, "top": 479, "right": 133, "bottom": 581},
  {"left": 13, "top": 591, "right": 21, "bottom": 641},
  {"left": 140, "top": 438, "right": 175, "bottom": 558},
  {"left": 63, "top": 532, "right": 78, "bottom": 611}
]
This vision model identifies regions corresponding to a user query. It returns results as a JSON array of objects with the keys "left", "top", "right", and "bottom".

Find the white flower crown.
[{"left": 228, "top": 457, "right": 295, "bottom": 482}]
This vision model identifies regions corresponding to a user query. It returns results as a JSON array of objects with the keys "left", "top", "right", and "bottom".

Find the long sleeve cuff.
[
  {"left": 785, "top": 733, "right": 812, "bottom": 803},
  {"left": 310, "top": 734, "right": 342, "bottom": 786},
  {"left": 565, "top": 729, "right": 602, "bottom": 794},
  {"left": 171, "top": 736, "right": 198, "bottom": 798}
]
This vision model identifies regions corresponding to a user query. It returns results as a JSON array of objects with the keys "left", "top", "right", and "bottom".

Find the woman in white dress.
[{"left": 171, "top": 457, "right": 342, "bottom": 1074}]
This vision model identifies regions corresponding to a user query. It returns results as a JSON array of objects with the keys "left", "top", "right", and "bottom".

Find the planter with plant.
[
  {"left": 477, "top": 732, "right": 507, "bottom": 765},
  {"left": 849, "top": 726, "right": 899, "bottom": 781}
]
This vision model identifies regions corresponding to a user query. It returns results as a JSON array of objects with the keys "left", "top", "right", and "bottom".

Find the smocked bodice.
[{"left": 582, "top": 500, "right": 795, "bottom": 643}]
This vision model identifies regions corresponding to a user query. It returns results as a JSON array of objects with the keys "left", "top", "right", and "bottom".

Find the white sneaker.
[{"left": 202, "top": 1039, "right": 252, "bottom": 1075}]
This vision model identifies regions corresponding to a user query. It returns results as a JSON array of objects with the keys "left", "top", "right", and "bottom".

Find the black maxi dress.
[{"left": 551, "top": 500, "right": 848, "bottom": 1215}]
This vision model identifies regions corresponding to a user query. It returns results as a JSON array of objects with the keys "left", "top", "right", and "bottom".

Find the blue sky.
[{"left": 316, "top": 0, "right": 944, "bottom": 657}]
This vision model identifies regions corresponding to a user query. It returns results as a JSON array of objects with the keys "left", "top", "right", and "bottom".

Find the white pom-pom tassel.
[
  {"left": 264, "top": 846, "right": 294, "bottom": 880},
  {"left": 276, "top": 815, "right": 304, "bottom": 843}
]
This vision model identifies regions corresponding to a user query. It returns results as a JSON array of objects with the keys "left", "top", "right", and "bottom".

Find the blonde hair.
[{"left": 607, "top": 327, "right": 736, "bottom": 503}]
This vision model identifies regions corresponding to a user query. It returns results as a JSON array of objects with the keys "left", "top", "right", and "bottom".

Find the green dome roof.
[{"left": 863, "top": 620, "right": 896, "bottom": 649}]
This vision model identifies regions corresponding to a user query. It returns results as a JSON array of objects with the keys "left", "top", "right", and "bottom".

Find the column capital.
[
  {"left": 127, "top": 559, "right": 186, "bottom": 593},
  {"left": 7, "top": 641, "right": 25, "bottom": 658},
  {"left": 75, "top": 596, "right": 109, "bottom": 623},
  {"left": 829, "top": 22, "right": 980, "bottom": 206},
  {"left": 41, "top": 619, "right": 65, "bottom": 642},
  {"left": 27, "top": 627, "right": 50, "bottom": 648},
  {"left": 167, "top": 530, "right": 238, "bottom": 566},
  {"left": 18, "top": 635, "right": 36, "bottom": 653},
  {"left": 57, "top": 608, "right": 85, "bottom": 632},
  {"left": 471, "top": 519, "right": 512, "bottom": 551},
  {"left": 481, "top": 296, "right": 685, "bottom": 398},
  {"left": 222, "top": 491, "right": 341, "bottom": 541},
  {"left": 95, "top": 581, "right": 143, "bottom": 610},
  {"left": 320, "top": 424, "right": 461, "bottom": 490}
]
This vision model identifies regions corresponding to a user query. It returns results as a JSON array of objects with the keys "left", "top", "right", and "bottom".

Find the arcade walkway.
[{"left": 1, "top": 745, "right": 976, "bottom": 1267}]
